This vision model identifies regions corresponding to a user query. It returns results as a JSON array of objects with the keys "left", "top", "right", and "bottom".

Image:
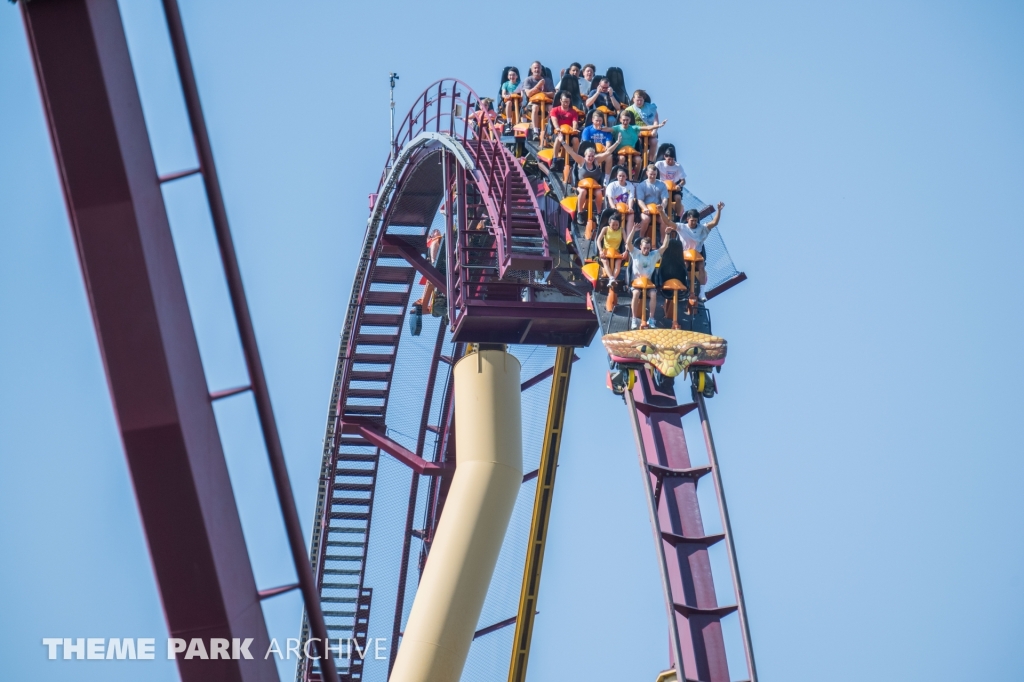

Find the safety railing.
[{"left": 376, "top": 80, "right": 547, "bottom": 278}]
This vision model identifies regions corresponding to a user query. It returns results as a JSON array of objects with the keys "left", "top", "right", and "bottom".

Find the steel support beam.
[
  {"left": 705, "top": 272, "right": 748, "bottom": 301},
  {"left": 696, "top": 390, "right": 758, "bottom": 682},
  {"left": 158, "top": 2, "right": 339, "bottom": 677},
  {"left": 20, "top": 1, "right": 276, "bottom": 679},
  {"left": 626, "top": 370, "right": 731, "bottom": 682},
  {"left": 381, "top": 233, "right": 448, "bottom": 293},
  {"left": 520, "top": 353, "right": 580, "bottom": 392},
  {"left": 339, "top": 420, "right": 450, "bottom": 476},
  {"left": 508, "top": 346, "right": 574, "bottom": 682}
]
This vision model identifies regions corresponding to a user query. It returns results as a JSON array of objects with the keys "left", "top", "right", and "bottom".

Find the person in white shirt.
[
  {"left": 634, "top": 164, "right": 670, "bottom": 239},
  {"left": 605, "top": 166, "right": 637, "bottom": 231},
  {"left": 655, "top": 148, "right": 686, "bottom": 219},
  {"left": 578, "top": 64, "right": 596, "bottom": 96},
  {"left": 677, "top": 203, "right": 725, "bottom": 286},
  {"left": 625, "top": 222, "right": 673, "bottom": 329}
]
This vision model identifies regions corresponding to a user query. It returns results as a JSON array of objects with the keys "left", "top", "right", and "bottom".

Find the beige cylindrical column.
[{"left": 389, "top": 347, "right": 523, "bottom": 682}]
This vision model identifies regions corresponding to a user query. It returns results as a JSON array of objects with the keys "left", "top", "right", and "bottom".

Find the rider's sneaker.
[
  {"left": 647, "top": 318, "right": 657, "bottom": 329},
  {"left": 631, "top": 317, "right": 641, "bottom": 330}
]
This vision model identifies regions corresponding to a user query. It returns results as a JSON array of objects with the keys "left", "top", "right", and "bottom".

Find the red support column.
[
  {"left": 20, "top": 2, "right": 277, "bottom": 680},
  {"left": 626, "top": 370, "right": 732, "bottom": 682}
]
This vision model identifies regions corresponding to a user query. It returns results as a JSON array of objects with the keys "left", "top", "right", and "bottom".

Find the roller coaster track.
[
  {"left": 299, "top": 76, "right": 757, "bottom": 682},
  {"left": 297, "top": 80, "right": 596, "bottom": 682},
  {"left": 528, "top": 118, "right": 757, "bottom": 682}
]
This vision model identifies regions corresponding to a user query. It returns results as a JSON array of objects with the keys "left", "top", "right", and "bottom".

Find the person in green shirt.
[{"left": 612, "top": 110, "right": 667, "bottom": 178}]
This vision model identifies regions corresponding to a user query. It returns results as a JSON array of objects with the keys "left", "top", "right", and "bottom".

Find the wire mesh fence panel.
[{"left": 459, "top": 348, "right": 555, "bottom": 681}]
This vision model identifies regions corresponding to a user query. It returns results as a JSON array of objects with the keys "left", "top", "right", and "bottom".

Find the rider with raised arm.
[
  {"left": 561, "top": 138, "right": 620, "bottom": 214},
  {"left": 612, "top": 110, "right": 667, "bottom": 175},
  {"left": 625, "top": 221, "right": 673, "bottom": 330},
  {"left": 678, "top": 203, "right": 725, "bottom": 287}
]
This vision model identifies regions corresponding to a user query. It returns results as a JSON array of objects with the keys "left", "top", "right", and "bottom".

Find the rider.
[
  {"left": 499, "top": 67, "right": 521, "bottom": 123},
  {"left": 585, "top": 77, "right": 621, "bottom": 112},
  {"left": 605, "top": 165, "right": 637, "bottom": 231},
  {"left": 654, "top": 225, "right": 689, "bottom": 319},
  {"left": 625, "top": 222, "right": 673, "bottom": 330},
  {"left": 522, "top": 61, "right": 555, "bottom": 138},
  {"left": 655, "top": 145, "right": 686, "bottom": 219},
  {"left": 578, "top": 63, "right": 596, "bottom": 96},
  {"left": 678, "top": 203, "right": 725, "bottom": 288},
  {"left": 562, "top": 139, "right": 620, "bottom": 215},
  {"left": 634, "top": 164, "right": 669, "bottom": 238},
  {"left": 625, "top": 89, "right": 660, "bottom": 162},
  {"left": 470, "top": 98, "right": 498, "bottom": 131},
  {"left": 549, "top": 91, "right": 581, "bottom": 166},
  {"left": 594, "top": 209, "right": 626, "bottom": 282},
  {"left": 580, "top": 110, "right": 616, "bottom": 173},
  {"left": 612, "top": 110, "right": 667, "bottom": 176}
]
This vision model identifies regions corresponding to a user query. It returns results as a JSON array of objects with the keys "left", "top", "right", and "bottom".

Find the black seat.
[
  {"left": 656, "top": 143, "right": 677, "bottom": 162},
  {"left": 556, "top": 73, "right": 584, "bottom": 110},
  {"left": 606, "top": 67, "right": 628, "bottom": 106}
]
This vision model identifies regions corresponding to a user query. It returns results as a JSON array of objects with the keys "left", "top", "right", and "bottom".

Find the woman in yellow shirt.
[{"left": 594, "top": 209, "right": 626, "bottom": 282}]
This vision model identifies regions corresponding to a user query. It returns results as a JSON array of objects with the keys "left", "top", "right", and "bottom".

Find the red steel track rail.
[
  {"left": 297, "top": 80, "right": 594, "bottom": 680},
  {"left": 20, "top": 0, "right": 333, "bottom": 679},
  {"left": 524, "top": 108, "right": 756, "bottom": 681}
]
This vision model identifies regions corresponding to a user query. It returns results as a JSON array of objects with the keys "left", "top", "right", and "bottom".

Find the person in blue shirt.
[
  {"left": 580, "top": 111, "right": 616, "bottom": 174},
  {"left": 585, "top": 77, "right": 621, "bottom": 112}
]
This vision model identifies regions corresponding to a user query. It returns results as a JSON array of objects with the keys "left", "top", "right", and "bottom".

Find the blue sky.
[{"left": 2, "top": 1, "right": 1023, "bottom": 681}]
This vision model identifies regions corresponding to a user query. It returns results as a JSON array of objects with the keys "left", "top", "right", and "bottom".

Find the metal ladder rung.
[
  {"left": 672, "top": 602, "right": 739, "bottom": 618},
  {"left": 661, "top": 531, "right": 725, "bottom": 547}
]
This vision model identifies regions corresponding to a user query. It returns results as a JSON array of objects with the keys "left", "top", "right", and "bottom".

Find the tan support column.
[{"left": 389, "top": 346, "right": 523, "bottom": 682}]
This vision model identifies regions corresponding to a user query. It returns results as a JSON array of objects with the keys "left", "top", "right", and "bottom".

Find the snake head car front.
[{"left": 601, "top": 329, "right": 727, "bottom": 378}]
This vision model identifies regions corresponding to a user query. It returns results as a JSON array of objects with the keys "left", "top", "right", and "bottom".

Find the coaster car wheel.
[
  {"left": 608, "top": 366, "right": 637, "bottom": 395},
  {"left": 692, "top": 369, "right": 717, "bottom": 398}
]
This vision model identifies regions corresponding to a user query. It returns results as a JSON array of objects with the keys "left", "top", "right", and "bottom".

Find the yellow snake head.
[{"left": 602, "top": 329, "right": 727, "bottom": 377}]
